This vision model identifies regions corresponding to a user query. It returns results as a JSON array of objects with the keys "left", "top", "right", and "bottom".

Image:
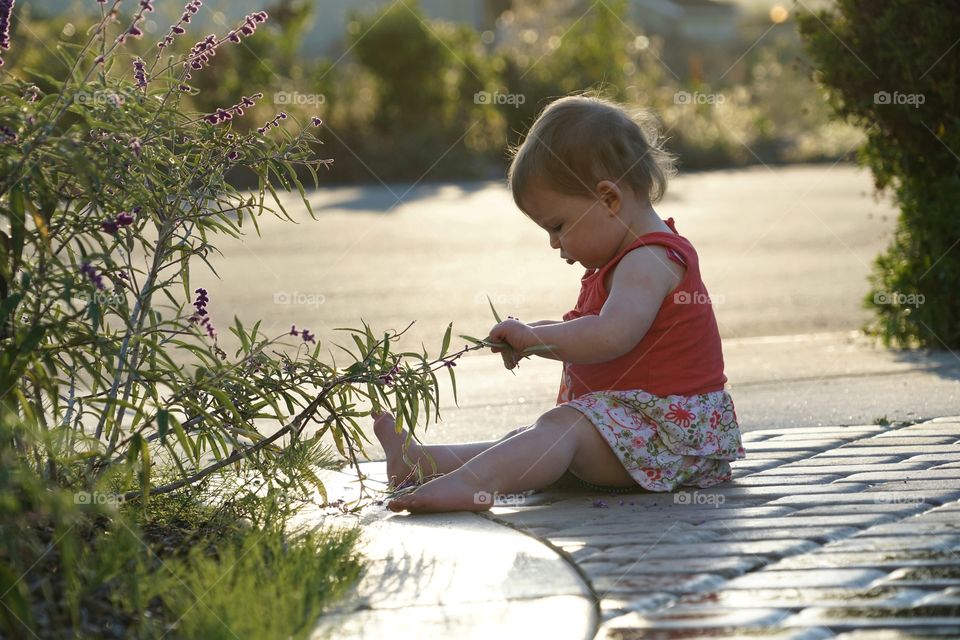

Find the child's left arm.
[{"left": 489, "top": 246, "right": 680, "bottom": 366}]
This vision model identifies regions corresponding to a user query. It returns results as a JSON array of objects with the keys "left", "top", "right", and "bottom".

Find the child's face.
[{"left": 520, "top": 181, "right": 627, "bottom": 270}]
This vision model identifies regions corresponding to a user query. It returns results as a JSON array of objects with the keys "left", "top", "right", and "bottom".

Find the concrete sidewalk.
[{"left": 305, "top": 416, "right": 960, "bottom": 639}]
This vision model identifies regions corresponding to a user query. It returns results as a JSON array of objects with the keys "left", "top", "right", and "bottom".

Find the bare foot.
[
  {"left": 372, "top": 411, "right": 424, "bottom": 490},
  {"left": 387, "top": 469, "right": 490, "bottom": 514}
]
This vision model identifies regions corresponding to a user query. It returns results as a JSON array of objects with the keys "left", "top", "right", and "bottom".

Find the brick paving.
[{"left": 482, "top": 417, "right": 960, "bottom": 638}]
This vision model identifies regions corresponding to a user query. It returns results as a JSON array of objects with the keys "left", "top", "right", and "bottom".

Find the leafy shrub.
[
  {"left": 0, "top": 0, "right": 474, "bottom": 635},
  {"left": 799, "top": 0, "right": 960, "bottom": 347}
]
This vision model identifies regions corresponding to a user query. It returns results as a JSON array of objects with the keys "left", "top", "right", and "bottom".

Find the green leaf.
[
  {"left": 156, "top": 409, "right": 169, "bottom": 443},
  {"left": 486, "top": 295, "right": 502, "bottom": 323},
  {"left": 440, "top": 321, "right": 452, "bottom": 358}
]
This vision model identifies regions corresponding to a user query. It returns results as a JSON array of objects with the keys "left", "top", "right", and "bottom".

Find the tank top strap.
[{"left": 594, "top": 218, "right": 691, "bottom": 281}]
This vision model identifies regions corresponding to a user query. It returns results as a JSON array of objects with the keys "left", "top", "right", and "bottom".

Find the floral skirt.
[{"left": 560, "top": 388, "right": 746, "bottom": 492}]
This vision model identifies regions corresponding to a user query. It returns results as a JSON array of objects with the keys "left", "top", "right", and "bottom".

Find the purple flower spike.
[
  {"left": 591, "top": 498, "right": 609, "bottom": 509},
  {"left": 189, "top": 287, "right": 216, "bottom": 339},
  {"left": 301, "top": 329, "right": 316, "bottom": 344},
  {"left": 80, "top": 262, "right": 106, "bottom": 291},
  {"left": 311, "top": 117, "right": 322, "bottom": 127},
  {"left": 133, "top": 57, "right": 147, "bottom": 89}
]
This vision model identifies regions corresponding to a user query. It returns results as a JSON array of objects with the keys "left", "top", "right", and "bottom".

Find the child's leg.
[
  {"left": 387, "top": 405, "right": 636, "bottom": 513},
  {"left": 373, "top": 412, "right": 529, "bottom": 487}
]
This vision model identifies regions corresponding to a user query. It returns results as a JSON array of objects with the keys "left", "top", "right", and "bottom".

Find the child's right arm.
[{"left": 527, "top": 320, "right": 560, "bottom": 327}]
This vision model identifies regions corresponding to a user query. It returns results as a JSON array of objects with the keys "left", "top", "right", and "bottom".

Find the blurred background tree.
[{"left": 798, "top": 0, "right": 960, "bottom": 348}]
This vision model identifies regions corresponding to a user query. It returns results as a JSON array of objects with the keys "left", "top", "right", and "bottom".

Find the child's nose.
[{"left": 549, "top": 234, "right": 561, "bottom": 250}]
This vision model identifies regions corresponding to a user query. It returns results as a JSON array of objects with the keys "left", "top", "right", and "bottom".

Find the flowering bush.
[
  {"left": 0, "top": 0, "right": 479, "bottom": 511},
  {"left": 0, "top": 1, "right": 487, "bottom": 634}
]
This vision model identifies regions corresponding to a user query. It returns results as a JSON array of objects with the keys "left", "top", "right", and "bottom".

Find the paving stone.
[
  {"left": 839, "top": 436, "right": 959, "bottom": 447},
  {"left": 770, "top": 490, "right": 960, "bottom": 508},
  {"left": 721, "top": 568, "right": 886, "bottom": 590},
  {"left": 548, "top": 507, "right": 793, "bottom": 537},
  {"left": 905, "top": 453, "right": 960, "bottom": 464},
  {"left": 822, "top": 536, "right": 960, "bottom": 553},
  {"left": 762, "top": 432, "right": 876, "bottom": 442},
  {"left": 854, "top": 522, "right": 960, "bottom": 537},
  {"left": 744, "top": 441, "right": 838, "bottom": 452},
  {"left": 783, "top": 605, "right": 960, "bottom": 630},
  {"left": 746, "top": 426, "right": 884, "bottom": 438},
  {"left": 764, "top": 462, "right": 932, "bottom": 475},
  {"left": 863, "top": 480, "right": 960, "bottom": 494},
  {"left": 696, "top": 513, "right": 896, "bottom": 531},
  {"left": 776, "top": 455, "right": 905, "bottom": 467},
  {"left": 700, "top": 483, "right": 871, "bottom": 498},
  {"left": 837, "top": 468, "right": 960, "bottom": 483},
  {"left": 551, "top": 530, "right": 721, "bottom": 549},
  {"left": 585, "top": 539, "right": 818, "bottom": 563},
  {"left": 931, "top": 416, "right": 960, "bottom": 424},
  {"left": 874, "top": 428, "right": 960, "bottom": 438},
  {"left": 787, "top": 502, "right": 931, "bottom": 518},
  {"left": 591, "top": 572, "right": 727, "bottom": 596},
  {"left": 769, "top": 550, "right": 960, "bottom": 570},
  {"left": 813, "top": 445, "right": 960, "bottom": 457},
  {"left": 731, "top": 457, "right": 793, "bottom": 468},
  {"left": 917, "top": 588, "right": 960, "bottom": 606},
  {"left": 580, "top": 555, "right": 764, "bottom": 578},
  {"left": 607, "top": 606, "right": 792, "bottom": 630},
  {"left": 726, "top": 474, "right": 845, "bottom": 486},
  {"left": 708, "top": 526, "right": 861, "bottom": 544},
  {"left": 880, "top": 563, "right": 960, "bottom": 587},
  {"left": 668, "top": 586, "right": 929, "bottom": 610}
]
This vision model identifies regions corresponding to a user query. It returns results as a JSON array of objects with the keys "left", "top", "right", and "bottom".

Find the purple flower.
[
  {"left": 311, "top": 117, "right": 322, "bottom": 127},
  {"left": 204, "top": 93, "right": 263, "bottom": 125},
  {"left": 591, "top": 499, "right": 609, "bottom": 509},
  {"left": 159, "top": 0, "right": 201, "bottom": 49},
  {"left": 100, "top": 211, "right": 135, "bottom": 235},
  {"left": 129, "top": 137, "right": 142, "bottom": 157},
  {"left": 80, "top": 262, "right": 106, "bottom": 291},
  {"left": 133, "top": 58, "right": 147, "bottom": 89},
  {"left": 227, "top": 150, "right": 239, "bottom": 161},
  {"left": 189, "top": 287, "right": 216, "bottom": 338},
  {"left": 0, "top": 124, "right": 16, "bottom": 144},
  {"left": 289, "top": 324, "right": 299, "bottom": 337},
  {"left": 443, "top": 359, "right": 457, "bottom": 368},
  {"left": 300, "top": 329, "right": 316, "bottom": 344},
  {"left": 0, "top": 0, "right": 14, "bottom": 67}
]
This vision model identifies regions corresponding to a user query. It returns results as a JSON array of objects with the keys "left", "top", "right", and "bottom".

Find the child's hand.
[{"left": 487, "top": 319, "right": 539, "bottom": 369}]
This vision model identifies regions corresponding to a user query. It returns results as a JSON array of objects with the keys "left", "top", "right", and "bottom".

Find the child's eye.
[{"left": 551, "top": 224, "right": 562, "bottom": 232}]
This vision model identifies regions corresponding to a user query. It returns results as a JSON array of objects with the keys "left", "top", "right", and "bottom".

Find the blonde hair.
[{"left": 507, "top": 94, "right": 676, "bottom": 210}]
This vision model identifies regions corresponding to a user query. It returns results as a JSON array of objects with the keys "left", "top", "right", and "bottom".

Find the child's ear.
[{"left": 595, "top": 180, "right": 622, "bottom": 214}]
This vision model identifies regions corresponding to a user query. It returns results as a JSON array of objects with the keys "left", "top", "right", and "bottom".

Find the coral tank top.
[{"left": 557, "top": 217, "right": 727, "bottom": 403}]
